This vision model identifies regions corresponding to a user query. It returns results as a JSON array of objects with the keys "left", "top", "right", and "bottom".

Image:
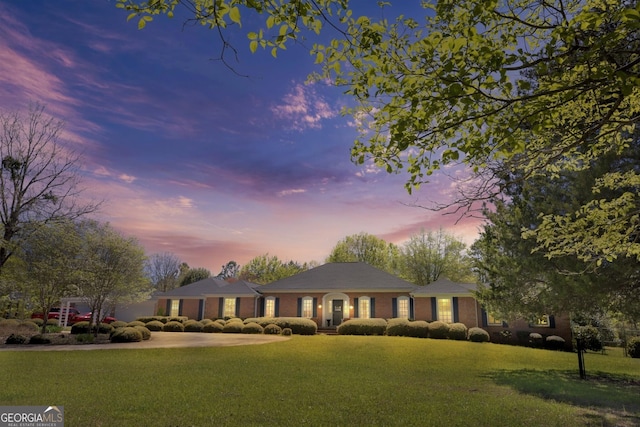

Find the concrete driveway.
[{"left": 0, "top": 332, "right": 289, "bottom": 351}]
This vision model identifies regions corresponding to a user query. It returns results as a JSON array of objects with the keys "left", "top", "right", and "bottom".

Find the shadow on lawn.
[{"left": 489, "top": 369, "right": 640, "bottom": 425}]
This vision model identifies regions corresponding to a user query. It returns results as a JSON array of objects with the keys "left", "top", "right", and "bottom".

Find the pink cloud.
[{"left": 271, "top": 82, "right": 337, "bottom": 131}]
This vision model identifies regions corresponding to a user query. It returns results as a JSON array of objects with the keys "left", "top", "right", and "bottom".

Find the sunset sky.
[{"left": 0, "top": 1, "right": 483, "bottom": 273}]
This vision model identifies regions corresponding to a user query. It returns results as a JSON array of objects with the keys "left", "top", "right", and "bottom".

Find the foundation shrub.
[
  {"left": 263, "top": 324, "right": 282, "bottom": 335},
  {"left": 70, "top": 322, "right": 113, "bottom": 335},
  {"left": 46, "top": 318, "right": 59, "bottom": 326},
  {"left": 17, "top": 321, "right": 39, "bottom": 332},
  {"left": 30, "top": 318, "right": 44, "bottom": 327},
  {"left": 545, "top": 335, "right": 566, "bottom": 350},
  {"left": 468, "top": 327, "right": 490, "bottom": 343},
  {"left": 529, "top": 333, "right": 544, "bottom": 348},
  {"left": 242, "top": 322, "right": 264, "bottom": 334},
  {"left": 448, "top": 323, "right": 468, "bottom": 341},
  {"left": 226, "top": 317, "right": 243, "bottom": 324},
  {"left": 202, "top": 322, "right": 223, "bottom": 333},
  {"left": 385, "top": 318, "right": 411, "bottom": 336},
  {"left": 184, "top": 320, "right": 204, "bottom": 332},
  {"left": 168, "top": 316, "right": 188, "bottom": 324},
  {"left": 110, "top": 327, "right": 143, "bottom": 343},
  {"left": 127, "top": 321, "right": 146, "bottom": 327},
  {"left": 6, "top": 333, "right": 27, "bottom": 344},
  {"left": 274, "top": 318, "right": 317, "bottom": 335},
  {"left": 282, "top": 328, "right": 292, "bottom": 336},
  {"left": 145, "top": 320, "right": 164, "bottom": 331},
  {"left": 136, "top": 316, "right": 168, "bottom": 324},
  {"left": 222, "top": 322, "right": 243, "bottom": 333},
  {"left": 214, "top": 319, "right": 226, "bottom": 326},
  {"left": 407, "top": 321, "right": 429, "bottom": 338},
  {"left": 29, "top": 334, "right": 51, "bottom": 344},
  {"left": 133, "top": 325, "right": 151, "bottom": 340},
  {"left": 428, "top": 321, "right": 450, "bottom": 339},
  {"left": 200, "top": 318, "right": 214, "bottom": 325},
  {"left": 0, "top": 319, "right": 20, "bottom": 328},
  {"left": 162, "top": 321, "right": 185, "bottom": 332},
  {"left": 627, "top": 336, "right": 640, "bottom": 358},
  {"left": 337, "top": 318, "right": 387, "bottom": 336},
  {"left": 111, "top": 321, "right": 128, "bottom": 328}
]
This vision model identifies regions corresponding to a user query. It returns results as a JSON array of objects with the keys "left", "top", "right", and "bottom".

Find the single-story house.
[{"left": 153, "top": 262, "right": 572, "bottom": 345}]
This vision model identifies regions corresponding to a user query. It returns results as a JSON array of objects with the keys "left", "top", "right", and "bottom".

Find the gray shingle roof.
[
  {"left": 259, "top": 262, "right": 417, "bottom": 292},
  {"left": 411, "top": 277, "right": 477, "bottom": 296},
  {"left": 157, "top": 277, "right": 260, "bottom": 298}
]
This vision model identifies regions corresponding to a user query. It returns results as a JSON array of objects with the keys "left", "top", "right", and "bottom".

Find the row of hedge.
[{"left": 133, "top": 316, "right": 317, "bottom": 335}]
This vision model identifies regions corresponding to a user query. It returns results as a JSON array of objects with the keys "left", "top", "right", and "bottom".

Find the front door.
[{"left": 332, "top": 299, "right": 343, "bottom": 326}]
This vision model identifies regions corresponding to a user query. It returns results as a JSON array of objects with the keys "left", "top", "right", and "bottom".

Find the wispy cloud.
[{"left": 271, "top": 82, "right": 337, "bottom": 131}]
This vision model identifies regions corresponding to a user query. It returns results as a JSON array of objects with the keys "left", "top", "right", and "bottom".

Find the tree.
[
  {"left": 76, "top": 220, "right": 150, "bottom": 333},
  {"left": 118, "top": 0, "right": 640, "bottom": 264},
  {"left": 145, "top": 252, "right": 181, "bottom": 292},
  {"left": 0, "top": 104, "right": 98, "bottom": 271},
  {"left": 400, "top": 228, "right": 472, "bottom": 286},
  {"left": 327, "top": 232, "right": 399, "bottom": 273},
  {"left": 179, "top": 266, "right": 211, "bottom": 287},
  {"left": 217, "top": 260, "right": 240, "bottom": 279},
  {"left": 239, "top": 253, "right": 310, "bottom": 284}
]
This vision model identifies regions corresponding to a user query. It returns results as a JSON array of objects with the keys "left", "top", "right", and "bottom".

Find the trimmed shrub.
[
  {"left": 17, "top": 321, "right": 39, "bottom": 332},
  {"left": 214, "top": 319, "right": 226, "bottom": 326},
  {"left": 337, "top": 318, "right": 388, "bottom": 336},
  {"left": 242, "top": 322, "right": 264, "bottom": 334},
  {"left": 127, "top": 321, "right": 146, "bottom": 327},
  {"left": 428, "top": 321, "right": 450, "bottom": 339},
  {"left": 468, "top": 327, "right": 490, "bottom": 343},
  {"left": 627, "top": 336, "right": 640, "bottom": 358},
  {"left": 202, "top": 322, "right": 224, "bottom": 333},
  {"left": 110, "top": 327, "right": 143, "bottom": 343},
  {"left": 30, "top": 318, "right": 44, "bottom": 327},
  {"left": 0, "top": 319, "right": 20, "bottom": 328},
  {"left": 145, "top": 320, "right": 164, "bottom": 331},
  {"left": 545, "top": 335, "right": 566, "bottom": 351},
  {"left": 70, "top": 322, "right": 113, "bottom": 335},
  {"left": 168, "top": 316, "right": 189, "bottom": 323},
  {"left": 274, "top": 318, "right": 317, "bottom": 335},
  {"left": 222, "top": 322, "right": 243, "bottom": 333},
  {"left": 29, "top": 334, "right": 51, "bottom": 344},
  {"left": 529, "top": 333, "right": 544, "bottom": 348},
  {"left": 200, "top": 318, "right": 214, "bottom": 325},
  {"left": 111, "top": 321, "right": 128, "bottom": 329},
  {"left": 385, "top": 318, "right": 411, "bottom": 336},
  {"left": 406, "top": 321, "right": 429, "bottom": 338},
  {"left": 263, "top": 323, "right": 282, "bottom": 335},
  {"left": 5, "top": 333, "right": 27, "bottom": 344},
  {"left": 133, "top": 325, "right": 151, "bottom": 340},
  {"left": 46, "top": 318, "right": 59, "bottom": 326},
  {"left": 184, "top": 320, "right": 204, "bottom": 332},
  {"left": 447, "top": 323, "right": 468, "bottom": 341},
  {"left": 282, "top": 328, "right": 292, "bottom": 336},
  {"left": 162, "top": 321, "right": 185, "bottom": 332},
  {"left": 573, "top": 325, "right": 603, "bottom": 352}
]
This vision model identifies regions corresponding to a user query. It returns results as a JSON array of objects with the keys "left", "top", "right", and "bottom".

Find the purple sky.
[{"left": 0, "top": 1, "right": 483, "bottom": 273}]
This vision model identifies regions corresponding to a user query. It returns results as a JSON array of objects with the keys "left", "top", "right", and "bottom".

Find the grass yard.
[{"left": 1, "top": 335, "right": 638, "bottom": 426}]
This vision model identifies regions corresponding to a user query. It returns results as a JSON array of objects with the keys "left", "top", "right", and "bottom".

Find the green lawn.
[{"left": 1, "top": 335, "right": 638, "bottom": 426}]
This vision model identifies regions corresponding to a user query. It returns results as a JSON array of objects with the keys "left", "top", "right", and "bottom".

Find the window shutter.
[
  {"left": 431, "top": 298, "right": 437, "bottom": 321},
  {"left": 370, "top": 298, "right": 375, "bottom": 317},
  {"left": 392, "top": 298, "right": 397, "bottom": 318},
  {"left": 354, "top": 298, "right": 359, "bottom": 318},
  {"left": 198, "top": 299, "right": 204, "bottom": 320},
  {"left": 178, "top": 299, "right": 184, "bottom": 316},
  {"left": 259, "top": 298, "right": 265, "bottom": 317},
  {"left": 312, "top": 298, "right": 318, "bottom": 317},
  {"left": 218, "top": 297, "right": 224, "bottom": 318},
  {"left": 235, "top": 298, "right": 240, "bottom": 317},
  {"left": 502, "top": 321, "right": 509, "bottom": 328},
  {"left": 165, "top": 300, "right": 171, "bottom": 316},
  {"left": 481, "top": 308, "right": 488, "bottom": 326},
  {"left": 409, "top": 298, "right": 415, "bottom": 320},
  {"left": 549, "top": 315, "right": 556, "bottom": 328},
  {"left": 275, "top": 298, "right": 280, "bottom": 317},
  {"left": 452, "top": 297, "right": 459, "bottom": 323},
  {"left": 297, "top": 298, "right": 302, "bottom": 317}
]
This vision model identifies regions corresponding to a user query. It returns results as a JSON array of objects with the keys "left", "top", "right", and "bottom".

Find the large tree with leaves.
[
  {"left": 119, "top": 0, "right": 640, "bottom": 265},
  {"left": 326, "top": 232, "right": 399, "bottom": 274},
  {"left": 239, "top": 253, "right": 312, "bottom": 284}
]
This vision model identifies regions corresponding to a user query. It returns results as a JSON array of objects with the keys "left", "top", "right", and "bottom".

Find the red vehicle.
[
  {"left": 31, "top": 307, "right": 80, "bottom": 322},
  {"left": 70, "top": 312, "right": 117, "bottom": 324}
]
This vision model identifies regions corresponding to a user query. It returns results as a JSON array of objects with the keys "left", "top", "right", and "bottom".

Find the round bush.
[
  {"left": 5, "top": 333, "right": 27, "bottom": 344},
  {"left": 202, "top": 322, "right": 223, "bottom": 333},
  {"left": 406, "top": 321, "right": 429, "bottom": 338},
  {"left": 200, "top": 318, "right": 214, "bottom": 325},
  {"left": 46, "top": 318, "right": 59, "bottom": 326},
  {"left": 127, "top": 321, "right": 146, "bottom": 327},
  {"left": 17, "top": 321, "right": 39, "bottom": 332},
  {"left": 385, "top": 318, "right": 411, "bottom": 336},
  {"left": 338, "top": 318, "right": 388, "bottom": 336},
  {"left": 0, "top": 319, "right": 19, "bottom": 328},
  {"left": 30, "top": 318, "right": 44, "bottom": 327},
  {"left": 282, "top": 328, "right": 292, "bottom": 336},
  {"left": 242, "top": 322, "right": 264, "bottom": 334},
  {"left": 133, "top": 325, "right": 151, "bottom": 340},
  {"left": 184, "top": 320, "right": 204, "bottom": 332},
  {"left": 428, "top": 321, "right": 450, "bottom": 339},
  {"left": 468, "top": 327, "right": 490, "bottom": 343},
  {"left": 70, "top": 321, "right": 113, "bottom": 335},
  {"left": 29, "top": 334, "right": 51, "bottom": 344},
  {"left": 110, "top": 327, "right": 143, "bottom": 343},
  {"left": 545, "top": 335, "right": 566, "bottom": 350},
  {"left": 274, "top": 318, "right": 317, "bottom": 335},
  {"left": 627, "top": 336, "right": 640, "bottom": 358},
  {"left": 162, "top": 321, "right": 185, "bottom": 332},
  {"left": 447, "top": 323, "right": 468, "bottom": 341},
  {"left": 222, "top": 322, "right": 243, "bottom": 333},
  {"left": 145, "top": 320, "right": 164, "bottom": 331},
  {"left": 214, "top": 319, "right": 226, "bottom": 326},
  {"left": 529, "top": 333, "right": 544, "bottom": 347},
  {"left": 264, "top": 324, "right": 282, "bottom": 335},
  {"left": 110, "top": 321, "right": 128, "bottom": 328}
]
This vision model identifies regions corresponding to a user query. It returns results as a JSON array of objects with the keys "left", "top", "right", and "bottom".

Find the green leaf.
[
  {"left": 229, "top": 7, "right": 241, "bottom": 25},
  {"left": 250, "top": 40, "right": 258, "bottom": 53},
  {"left": 137, "top": 18, "right": 147, "bottom": 30}
]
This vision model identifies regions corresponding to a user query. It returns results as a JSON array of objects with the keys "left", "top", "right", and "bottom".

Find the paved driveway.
[{"left": 0, "top": 332, "right": 289, "bottom": 351}]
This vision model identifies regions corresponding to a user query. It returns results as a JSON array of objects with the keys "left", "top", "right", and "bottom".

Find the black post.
[{"left": 576, "top": 337, "right": 586, "bottom": 379}]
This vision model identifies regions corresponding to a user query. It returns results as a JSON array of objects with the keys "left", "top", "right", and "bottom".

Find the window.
[
  {"left": 437, "top": 298, "right": 452, "bottom": 323},
  {"left": 358, "top": 297, "right": 371, "bottom": 319},
  {"left": 265, "top": 297, "right": 275, "bottom": 317},
  {"left": 397, "top": 296, "right": 409, "bottom": 319},
  {"left": 534, "top": 315, "right": 550, "bottom": 327},
  {"left": 487, "top": 313, "right": 503, "bottom": 326},
  {"left": 223, "top": 298, "right": 236, "bottom": 318},
  {"left": 170, "top": 300, "right": 180, "bottom": 317},
  {"left": 301, "top": 297, "right": 313, "bottom": 318}
]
